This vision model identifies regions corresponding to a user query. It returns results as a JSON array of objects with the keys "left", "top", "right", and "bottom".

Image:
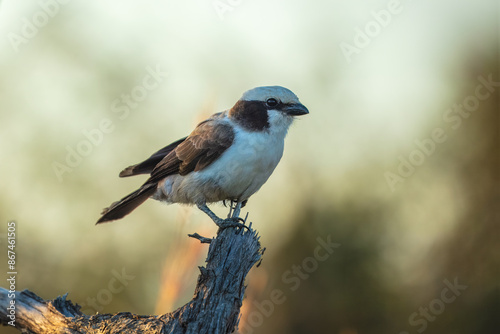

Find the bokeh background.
[{"left": 0, "top": 1, "right": 498, "bottom": 333}]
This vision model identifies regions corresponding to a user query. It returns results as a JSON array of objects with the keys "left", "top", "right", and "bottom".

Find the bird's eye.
[{"left": 266, "top": 98, "right": 279, "bottom": 107}]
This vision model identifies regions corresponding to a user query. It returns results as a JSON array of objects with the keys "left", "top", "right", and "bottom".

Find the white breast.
[
  {"left": 202, "top": 124, "right": 286, "bottom": 200},
  {"left": 156, "top": 120, "right": 289, "bottom": 205}
]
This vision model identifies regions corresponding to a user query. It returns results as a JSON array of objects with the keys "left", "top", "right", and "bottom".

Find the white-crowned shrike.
[{"left": 96, "top": 86, "right": 309, "bottom": 227}]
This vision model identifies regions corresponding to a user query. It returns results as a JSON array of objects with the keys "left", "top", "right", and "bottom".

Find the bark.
[{"left": 0, "top": 226, "right": 262, "bottom": 334}]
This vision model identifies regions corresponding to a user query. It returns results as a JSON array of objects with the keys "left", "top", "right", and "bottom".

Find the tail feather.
[{"left": 96, "top": 184, "right": 157, "bottom": 224}]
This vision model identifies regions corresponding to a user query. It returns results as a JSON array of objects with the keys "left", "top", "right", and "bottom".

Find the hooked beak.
[{"left": 283, "top": 103, "right": 309, "bottom": 116}]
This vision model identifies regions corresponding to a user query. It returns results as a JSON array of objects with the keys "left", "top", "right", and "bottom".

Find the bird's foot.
[{"left": 214, "top": 217, "right": 249, "bottom": 230}]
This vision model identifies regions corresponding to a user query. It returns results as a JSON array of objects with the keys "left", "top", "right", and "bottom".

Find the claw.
[{"left": 215, "top": 217, "right": 249, "bottom": 230}]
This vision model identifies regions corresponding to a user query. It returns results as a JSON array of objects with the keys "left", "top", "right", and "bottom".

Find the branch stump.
[{"left": 0, "top": 225, "right": 263, "bottom": 334}]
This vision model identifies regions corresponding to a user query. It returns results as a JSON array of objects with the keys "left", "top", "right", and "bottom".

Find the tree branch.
[{"left": 0, "top": 226, "right": 262, "bottom": 334}]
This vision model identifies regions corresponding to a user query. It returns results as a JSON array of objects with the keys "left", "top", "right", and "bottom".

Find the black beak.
[{"left": 283, "top": 103, "right": 309, "bottom": 116}]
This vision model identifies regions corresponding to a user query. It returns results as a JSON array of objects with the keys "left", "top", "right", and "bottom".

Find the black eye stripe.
[{"left": 229, "top": 100, "right": 270, "bottom": 131}]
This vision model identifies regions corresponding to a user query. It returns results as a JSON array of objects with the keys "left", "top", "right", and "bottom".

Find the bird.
[{"left": 96, "top": 86, "right": 309, "bottom": 227}]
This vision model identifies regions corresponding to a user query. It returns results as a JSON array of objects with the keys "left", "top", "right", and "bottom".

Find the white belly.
[{"left": 155, "top": 126, "right": 286, "bottom": 204}]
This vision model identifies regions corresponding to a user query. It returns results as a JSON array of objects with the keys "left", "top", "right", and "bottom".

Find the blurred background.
[{"left": 0, "top": 0, "right": 498, "bottom": 333}]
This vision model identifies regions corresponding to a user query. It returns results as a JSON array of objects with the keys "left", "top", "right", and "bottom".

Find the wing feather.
[
  {"left": 147, "top": 119, "right": 234, "bottom": 184},
  {"left": 119, "top": 137, "right": 187, "bottom": 177}
]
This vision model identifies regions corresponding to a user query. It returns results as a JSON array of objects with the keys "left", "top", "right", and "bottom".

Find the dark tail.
[{"left": 96, "top": 184, "right": 157, "bottom": 224}]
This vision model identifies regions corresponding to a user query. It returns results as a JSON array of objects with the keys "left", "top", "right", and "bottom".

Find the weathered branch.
[{"left": 0, "top": 225, "right": 262, "bottom": 334}]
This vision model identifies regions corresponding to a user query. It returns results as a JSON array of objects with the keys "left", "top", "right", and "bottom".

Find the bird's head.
[{"left": 229, "top": 86, "right": 309, "bottom": 132}]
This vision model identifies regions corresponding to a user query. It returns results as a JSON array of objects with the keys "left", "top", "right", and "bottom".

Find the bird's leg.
[
  {"left": 197, "top": 203, "right": 222, "bottom": 224},
  {"left": 231, "top": 201, "right": 242, "bottom": 219},
  {"left": 227, "top": 200, "right": 234, "bottom": 219},
  {"left": 197, "top": 203, "right": 248, "bottom": 230},
  {"left": 226, "top": 200, "right": 242, "bottom": 218},
  {"left": 225, "top": 200, "right": 243, "bottom": 219}
]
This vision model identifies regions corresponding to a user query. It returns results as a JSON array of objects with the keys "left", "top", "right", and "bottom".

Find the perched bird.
[{"left": 96, "top": 86, "right": 309, "bottom": 227}]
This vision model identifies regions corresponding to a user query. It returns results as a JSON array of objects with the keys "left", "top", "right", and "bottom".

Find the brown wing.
[
  {"left": 96, "top": 115, "right": 233, "bottom": 224},
  {"left": 146, "top": 119, "right": 234, "bottom": 184}
]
